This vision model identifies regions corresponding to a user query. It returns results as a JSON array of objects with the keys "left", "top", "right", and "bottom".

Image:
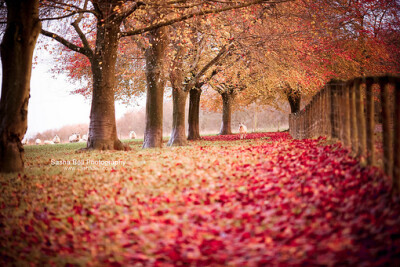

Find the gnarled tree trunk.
[
  {"left": 167, "top": 88, "right": 189, "bottom": 146},
  {"left": 219, "top": 92, "right": 233, "bottom": 135},
  {"left": 188, "top": 88, "right": 202, "bottom": 140},
  {"left": 86, "top": 20, "right": 126, "bottom": 150},
  {"left": 143, "top": 27, "right": 168, "bottom": 148},
  {"left": 0, "top": 0, "right": 41, "bottom": 172}
]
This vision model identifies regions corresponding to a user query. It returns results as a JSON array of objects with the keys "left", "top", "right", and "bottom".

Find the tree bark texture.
[
  {"left": 167, "top": 88, "right": 189, "bottom": 146},
  {"left": 187, "top": 88, "right": 202, "bottom": 140},
  {"left": 167, "top": 45, "right": 188, "bottom": 147},
  {"left": 143, "top": 27, "right": 168, "bottom": 148},
  {"left": 0, "top": 0, "right": 41, "bottom": 172},
  {"left": 219, "top": 92, "right": 233, "bottom": 135},
  {"left": 87, "top": 19, "right": 126, "bottom": 150}
]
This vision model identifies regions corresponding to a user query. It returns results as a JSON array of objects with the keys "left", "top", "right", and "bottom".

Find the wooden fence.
[{"left": 289, "top": 76, "right": 400, "bottom": 192}]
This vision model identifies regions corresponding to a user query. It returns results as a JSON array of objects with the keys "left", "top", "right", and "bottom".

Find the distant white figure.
[
  {"left": 129, "top": 130, "right": 137, "bottom": 139},
  {"left": 81, "top": 134, "right": 88, "bottom": 141},
  {"left": 239, "top": 123, "right": 247, "bottom": 139},
  {"left": 69, "top": 133, "right": 80, "bottom": 143},
  {"left": 44, "top": 140, "right": 55, "bottom": 145},
  {"left": 53, "top": 135, "right": 61, "bottom": 144},
  {"left": 35, "top": 139, "right": 42, "bottom": 145}
]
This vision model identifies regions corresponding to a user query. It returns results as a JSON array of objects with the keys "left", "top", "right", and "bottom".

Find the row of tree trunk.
[{"left": 0, "top": 0, "right": 261, "bottom": 172}]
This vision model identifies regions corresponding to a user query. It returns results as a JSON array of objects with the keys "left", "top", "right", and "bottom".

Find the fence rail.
[{"left": 289, "top": 76, "right": 400, "bottom": 193}]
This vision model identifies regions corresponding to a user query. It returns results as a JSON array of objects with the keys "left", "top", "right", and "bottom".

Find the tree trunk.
[
  {"left": 188, "top": 88, "right": 202, "bottom": 140},
  {"left": 167, "top": 88, "right": 189, "bottom": 146},
  {"left": 286, "top": 87, "right": 301, "bottom": 114},
  {"left": 86, "top": 20, "right": 126, "bottom": 150},
  {"left": 219, "top": 92, "right": 233, "bottom": 135},
  {"left": 143, "top": 27, "right": 168, "bottom": 148},
  {"left": 0, "top": 0, "right": 41, "bottom": 172}
]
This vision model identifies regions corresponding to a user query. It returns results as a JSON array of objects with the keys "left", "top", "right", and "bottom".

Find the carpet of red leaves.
[{"left": 1, "top": 132, "right": 399, "bottom": 266}]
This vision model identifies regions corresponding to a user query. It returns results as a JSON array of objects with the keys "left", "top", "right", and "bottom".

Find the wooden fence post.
[
  {"left": 393, "top": 78, "right": 400, "bottom": 192},
  {"left": 330, "top": 82, "right": 338, "bottom": 139},
  {"left": 320, "top": 88, "right": 325, "bottom": 136},
  {"left": 365, "top": 77, "right": 375, "bottom": 165},
  {"left": 299, "top": 111, "right": 303, "bottom": 139},
  {"left": 337, "top": 84, "right": 343, "bottom": 142},
  {"left": 355, "top": 78, "right": 367, "bottom": 158},
  {"left": 349, "top": 81, "right": 358, "bottom": 154},
  {"left": 324, "top": 87, "right": 329, "bottom": 137},
  {"left": 325, "top": 86, "right": 331, "bottom": 138},
  {"left": 317, "top": 91, "right": 322, "bottom": 137},
  {"left": 310, "top": 97, "right": 315, "bottom": 138},
  {"left": 342, "top": 83, "right": 351, "bottom": 148},
  {"left": 306, "top": 105, "right": 311, "bottom": 138},
  {"left": 304, "top": 110, "right": 307, "bottom": 139},
  {"left": 379, "top": 76, "right": 393, "bottom": 177}
]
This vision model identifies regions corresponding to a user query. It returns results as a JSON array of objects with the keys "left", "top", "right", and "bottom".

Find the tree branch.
[
  {"left": 194, "top": 42, "right": 233, "bottom": 83},
  {"left": 120, "top": 0, "right": 291, "bottom": 37},
  {"left": 70, "top": 0, "right": 93, "bottom": 56},
  {"left": 41, "top": 29, "right": 92, "bottom": 58},
  {"left": 73, "top": 0, "right": 88, "bottom": 24},
  {"left": 71, "top": 22, "right": 93, "bottom": 57},
  {"left": 188, "top": 37, "right": 206, "bottom": 73},
  {"left": 40, "top": 9, "right": 96, "bottom": 22},
  {"left": 118, "top": 1, "right": 146, "bottom": 20}
]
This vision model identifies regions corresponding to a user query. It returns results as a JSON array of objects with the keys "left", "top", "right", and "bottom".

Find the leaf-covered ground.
[{"left": 1, "top": 132, "right": 399, "bottom": 266}]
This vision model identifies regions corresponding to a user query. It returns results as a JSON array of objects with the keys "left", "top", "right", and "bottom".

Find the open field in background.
[
  {"left": 1, "top": 132, "right": 400, "bottom": 266},
  {"left": 28, "top": 99, "right": 289, "bottom": 143}
]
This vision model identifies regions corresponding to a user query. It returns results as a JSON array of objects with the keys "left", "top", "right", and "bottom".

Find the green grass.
[{"left": 19, "top": 136, "right": 221, "bottom": 177}]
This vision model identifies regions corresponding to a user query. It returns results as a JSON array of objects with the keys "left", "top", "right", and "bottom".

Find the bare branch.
[
  {"left": 73, "top": 0, "right": 88, "bottom": 24},
  {"left": 188, "top": 37, "right": 206, "bottom": 73},
  {"left": 188, "top": 42, "right": 233, "bottom": 90},
  {"left": 69, "top": 0, "right": 93, "bottom": 55},
  {"left": 41, "top": 29, "right": 93, "bottom": 58},
  {"left": 71, "top": 21, "right": 93, "bottom": 55},
  {"left": 40, "top": 10, "right": 96, "bottom": 22}
]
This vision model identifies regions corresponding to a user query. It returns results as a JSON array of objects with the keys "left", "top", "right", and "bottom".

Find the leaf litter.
[{"left": 0, "top": 132, "right": 399, "bottom": 266}]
